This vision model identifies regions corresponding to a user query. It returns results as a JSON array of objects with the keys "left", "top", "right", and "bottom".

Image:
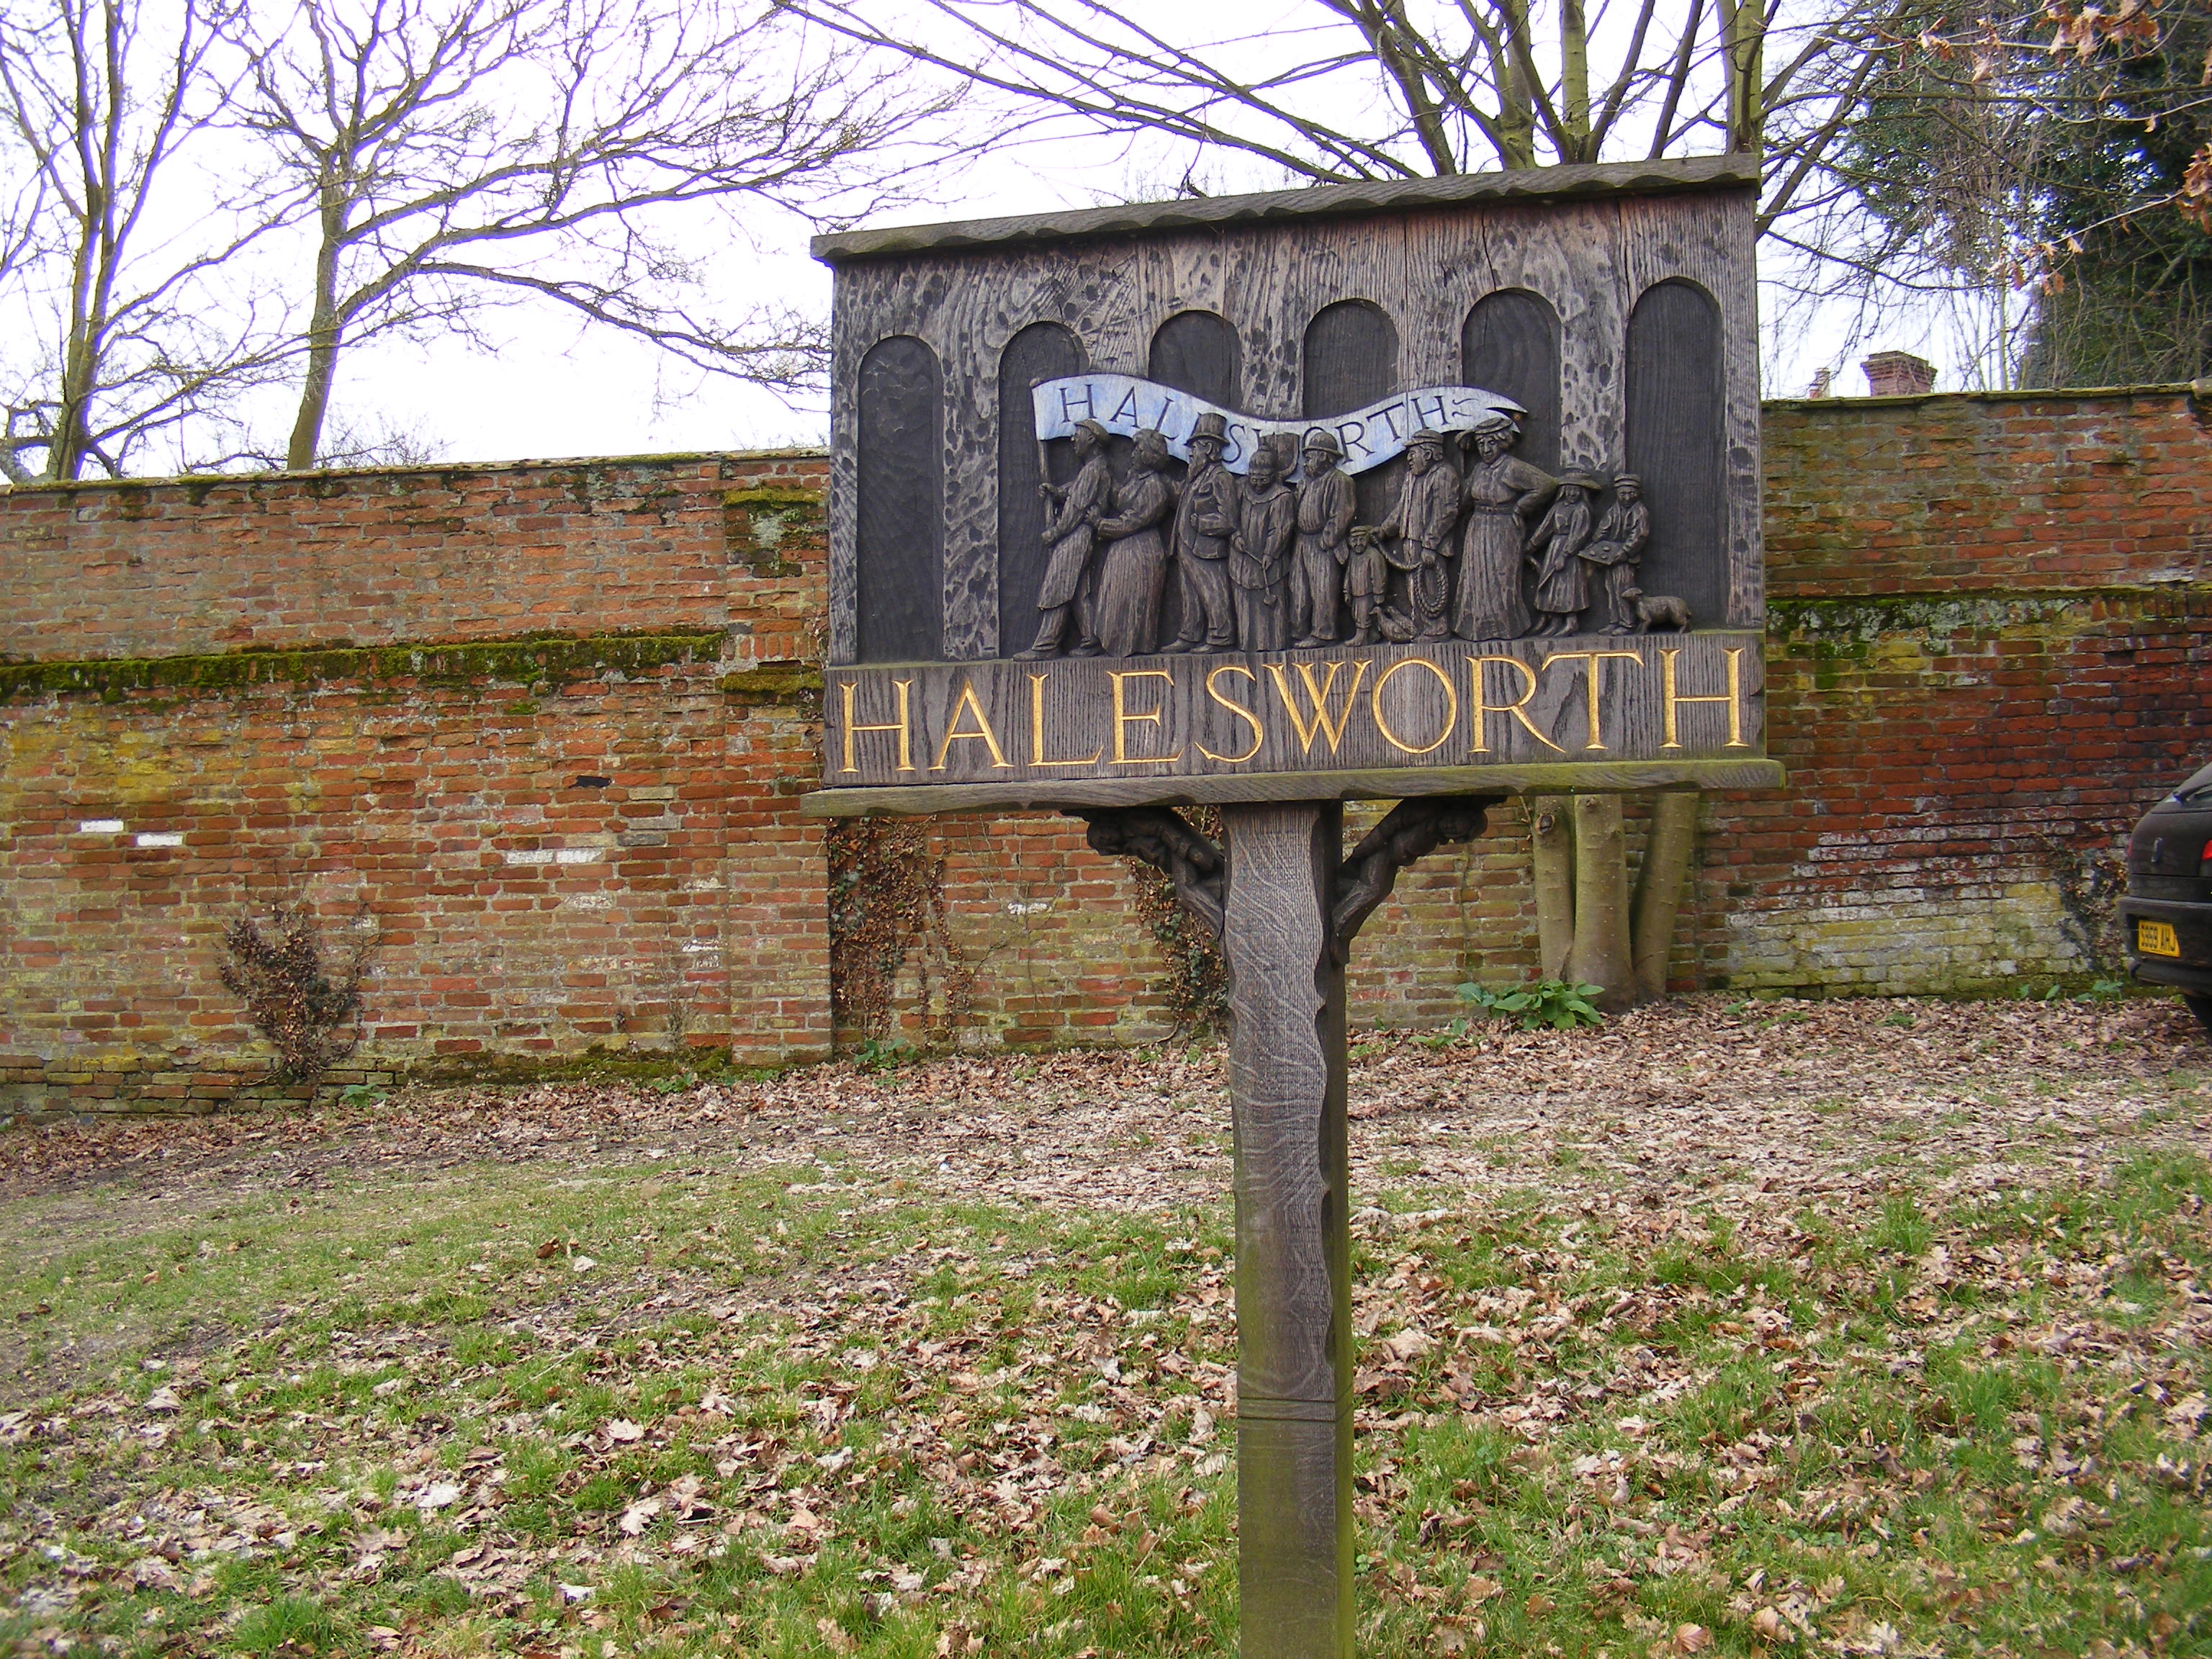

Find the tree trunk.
[
  {"left": 285, "top": 179, "right": 351, "bottom": 471},
  {"left": 285, "top": 323, "right": 341, "bottom": 470},
  {"left": 1529, "top": 794, "right": 1575, "bottom": 979},
  {"left": 1563, "top": 793, "right": 1633, "bottom": 1005},
  {"left": 1560, "top": 0, "right": 1592, "bottom": 162},
  {"left": 1630, "top": 789, "right": 1701, "bottom": 1000},
  {"left": 1722, "top": 0, "right": 1766, "bottom": 154}
]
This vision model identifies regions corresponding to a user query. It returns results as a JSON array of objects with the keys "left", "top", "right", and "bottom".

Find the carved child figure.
[
  {"left": 1229, "top": 431, "right": 1298, "bottom": 652},
  {"left": 1578, "top": 472, "right": 1650, "bottom": 635},
  {"left": 1291, "top": 428, "right": 1354, "bottom": 647},
  {"left": 1016, "top": 417, "right": 1112, "bottom": 660},
  {"left": 1524, "top": 469, "right": 1601, "bottom": 636}
]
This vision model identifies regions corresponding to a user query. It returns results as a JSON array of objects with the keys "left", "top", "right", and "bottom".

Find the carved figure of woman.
[
  {"left": 1454, "top": 414, "right": 1555, "bottom": 641},
  {"left": 1526, "top": 471, "right": 1601, "bottom": 635},
  {"left": 1015, "top": 417, "right": 1112, "bottom": 660},
  {"left": 1229, "top": 432, "right": 1298, "bottom": 652},
  {"left": 1089, "top": 428, "right": 1176, "bottom": 656}
]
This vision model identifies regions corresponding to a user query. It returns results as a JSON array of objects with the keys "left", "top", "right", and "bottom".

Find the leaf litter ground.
[{"left": 1, "top": 994, "right": 2209, "bottom": 1659}]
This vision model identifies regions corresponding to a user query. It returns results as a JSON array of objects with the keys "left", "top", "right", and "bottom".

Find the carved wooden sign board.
[
  {"left": 805, "top": 155, "right": 1781, "bottom": 817},
  {"left": 801, "top": 158, "right": 1782, "bottom": 1659}
]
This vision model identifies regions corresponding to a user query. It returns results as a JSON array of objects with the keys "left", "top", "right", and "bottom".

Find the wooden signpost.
[{"left": 804, "top": 155, "right": 1784, "bottom": 1657}]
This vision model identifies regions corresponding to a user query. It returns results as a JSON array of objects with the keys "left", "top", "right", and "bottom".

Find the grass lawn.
[{"left": 1, "top": 995, "right": 2208, "bottom": 1658}]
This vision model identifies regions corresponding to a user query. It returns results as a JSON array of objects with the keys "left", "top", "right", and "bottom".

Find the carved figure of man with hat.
[
  {"left": 1455, "top": 412, "right": 1555, "bottom": 641},
  {"left": 1229, "top": 431, "right": 1298, "bottom": 652},
  {"left": 1526, "top": 469, "right": 1603, "bottom": 636},
  {"left": 1015, "top": 417, "right": 1111, "bottom": 660},
  {"left": 1161, "top": 410, "right": 1238, "bottom": 655},
  {"left": 1579, "top": 472, "right": 1650, "bottom": 634},
  {"left": 1291, "top": 427, "right": 1354, "bottom": 646},
  {"left": 1353, "top": 428, "right": 1459, "bottom": 642}
]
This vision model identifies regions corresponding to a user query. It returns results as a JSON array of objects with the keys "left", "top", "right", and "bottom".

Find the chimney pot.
[{"left": 1861, "top": 351, "right": 1937, "bottom": 397}]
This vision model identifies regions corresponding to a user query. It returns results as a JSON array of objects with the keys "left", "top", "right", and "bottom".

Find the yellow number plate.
[{"left": 2139, "top": 919, "right": 2181, "bottom": 958}]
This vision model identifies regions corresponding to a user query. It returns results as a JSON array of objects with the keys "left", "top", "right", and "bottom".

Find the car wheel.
[{"left": 2188, "top": 994, "right": 2212, "bottom": 1041}]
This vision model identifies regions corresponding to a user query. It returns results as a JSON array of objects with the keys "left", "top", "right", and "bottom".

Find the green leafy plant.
[
  {"left": 335, "top": 1083, "right": 387, "bottom": 1108},
  {"left": 1455, "top": 979, "right": 1604, "bottom": 1032},
  {"left": 851, "top": 1035, "right": 912, "bottom": 1073}
]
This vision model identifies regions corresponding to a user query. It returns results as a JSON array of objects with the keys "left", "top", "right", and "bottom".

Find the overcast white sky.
[{"left": 23, "top": 0, "right": 1957, "bottom": 473}]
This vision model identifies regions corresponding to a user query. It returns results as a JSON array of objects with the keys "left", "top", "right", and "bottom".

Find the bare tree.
[
  {"left": 0, "top": 0, "right": 292, "bottom": 480},
  {"left": 232, "top": 0, "right": 967, "bottom": 470},
  {"left": 786, "top": 0, "right": 1915, "bottom": 228}
]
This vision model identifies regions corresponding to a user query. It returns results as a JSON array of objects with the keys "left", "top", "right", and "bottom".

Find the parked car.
[{"left": 2121, "top": 759, "right": 2212, "bottom": 1037}]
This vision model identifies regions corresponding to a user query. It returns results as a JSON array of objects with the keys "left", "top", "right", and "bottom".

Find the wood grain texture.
[
  {"left": 812, "top": 154, "right": 1761, "bottom": 263},
  {"left": 1462, "top": 289, "right": 1563, "bottom": 473},
  {"left": 1626, "top": 279, "right": 1726, "bottom": 627},
  {"left": 1222, "top": 801, "right": 1352, "bottom": 1658},
  {"left": 997, "top": 323, "right": 1087, "bottom": 655},
  {"left": 1239, "top": 1416, "right": 1353, "bottom": 1659},
  {"left": 823, "top": 166, "right": 1763, "bottom": 662},
  {"left": 801, "top": 757, "right": 1786, "bottom": 815},
  {"left": 855, "top": 336, "right": 944, "bottom": 664}
]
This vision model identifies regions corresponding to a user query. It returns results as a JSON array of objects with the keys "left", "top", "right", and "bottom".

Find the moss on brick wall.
[{"left": 0, "top": 631, "right": 727, "bottom": 703}]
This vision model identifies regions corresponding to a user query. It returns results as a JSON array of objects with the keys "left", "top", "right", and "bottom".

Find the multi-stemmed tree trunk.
[{"left": 1531, "top": 790, "right": 1703, "bottom": 1007}]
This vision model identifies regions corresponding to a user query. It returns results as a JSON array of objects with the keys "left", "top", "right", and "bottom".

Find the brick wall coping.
[
  {"left": 1763, "top": 381, "right": 2204, "bottom": 413},
  {"left": 0, "top": 445, "right": 832, "bottom": 498}
]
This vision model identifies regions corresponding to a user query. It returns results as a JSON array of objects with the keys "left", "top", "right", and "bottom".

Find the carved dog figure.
[{"left": 1622, "top": 587, "right": 1691, "bottom": 632}]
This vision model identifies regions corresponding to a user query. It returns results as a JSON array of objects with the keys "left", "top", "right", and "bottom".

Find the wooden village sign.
[{"left": 804, "top": 155, "right": 1784, "bottom": 1657}]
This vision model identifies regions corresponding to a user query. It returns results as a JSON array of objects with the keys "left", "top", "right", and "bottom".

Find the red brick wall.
[
  {"left": 2, "top": 453, "right": 832, "bottom": 1115},
  {"left": 0, "top": 451, "right": 828, "bottom": 663},
  {"left": 1762, "top": 388, "right": 2210, "bottom": 596},
  {"left": 3, "top": 390, "right": 2208, "bottom": 1114}
]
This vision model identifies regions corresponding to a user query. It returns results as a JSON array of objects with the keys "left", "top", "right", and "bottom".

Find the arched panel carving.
[
  {"left": 1461, "top": 289, "right": 1562, "bottom": 474},
  {"left": 1148, "top": 310, "right": 1241, "bottom": 408},
  {"left": 1624, "top": 279, "right": 1725, "bottom": 626},
  {"left": 1301, "top": 300, "right": 1398, "bottom": 418},
  {"left": 996, "top": 322, "right": 1087, "bottom": 657},
  {"left": 856, "top": 334, "right": 944, "bottom": 664}
]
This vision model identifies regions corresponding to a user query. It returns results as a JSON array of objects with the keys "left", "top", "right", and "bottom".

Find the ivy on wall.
[
  {"left": 825, "top": 819, "right": 975, "bottom": 1046},
  {"left": 1125, "top": 804, "right": 1228, "bottom": 1035}
]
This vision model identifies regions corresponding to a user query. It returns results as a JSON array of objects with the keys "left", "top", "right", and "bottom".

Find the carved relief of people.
[
  {"left": 1580, "top": 472, "right": 1650, "bottom": 634},
  {"left": 1089, "top": 428, "right": 1176, "bottom": 657},
  {"left": 1015, "top": 417, "right": 1112, "bottom": 660},
  {"left": 1359, "top": 428, "right": 1460, "bottom": 642},
  {"left": 1526, "top": 469, "right": 1602, "bottom": 636},
  {"left": 1291, "top": 428, "right": 1354, "bottom": 647},
  {"left": 1161, "top": 410, "right": 1238, "bottom": 655},
  {"left": 1454, "top": 413, "right": 1555, "bottom": 642},
  {"left": 1230, "top": 431, "right": 1298, "bottom": 652}
]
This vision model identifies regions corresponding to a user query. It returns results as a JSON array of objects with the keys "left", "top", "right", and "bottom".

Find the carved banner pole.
[{"left": 1073, "top": 796, "right": 1496, "bottom": 1657}]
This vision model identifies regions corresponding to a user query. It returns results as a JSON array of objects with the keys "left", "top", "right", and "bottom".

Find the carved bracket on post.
[
  {"left": 1067, "top": 806, "right": 1226, "bottom": 940},
  {"left": 1331, "top": 795, "right": 1503, "bottom": 961}
]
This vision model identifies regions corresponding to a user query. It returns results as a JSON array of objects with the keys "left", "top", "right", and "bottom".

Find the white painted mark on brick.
[
  {"left": 505, "top": 847, "right": 605, "bottom": 866},
  {"left": 1005, "top": 899, "right": 1050, "bottom": 915},
  {"left": 134, "top": 832, "right": 184, "bottom": 848},
  {"left": 78, "top": 819, "right": 125, "bottom": 833}
]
